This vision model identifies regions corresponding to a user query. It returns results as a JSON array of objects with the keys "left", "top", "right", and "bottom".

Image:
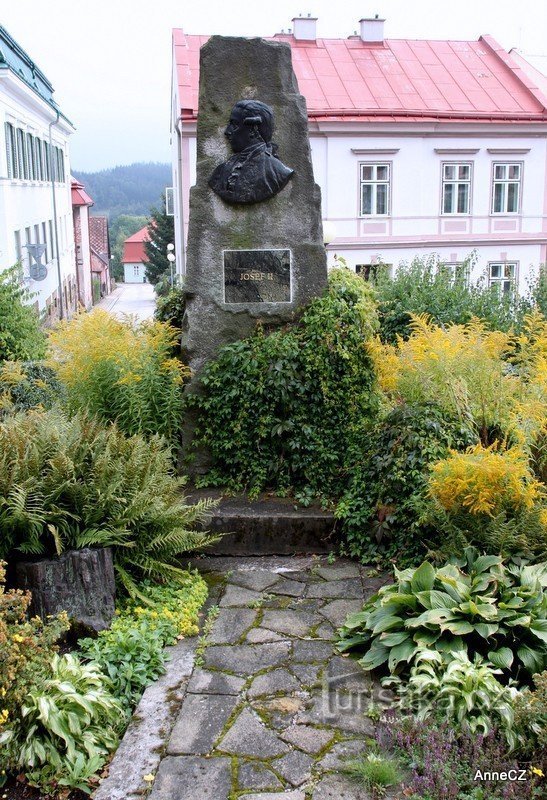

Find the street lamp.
[{"left": 166, "top": 243, "right": 175, "bottom": 286}]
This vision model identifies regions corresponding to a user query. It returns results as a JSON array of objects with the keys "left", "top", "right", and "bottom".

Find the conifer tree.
[{"left": 144, "top": 197, "right": 175, "bottom": 285}]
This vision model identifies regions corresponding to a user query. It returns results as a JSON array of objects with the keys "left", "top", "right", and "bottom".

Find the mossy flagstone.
[
  {"left": 167, "top": 694, "right": 239, "bottom": 755},
  {"left": 318, "top": 599, "right": 364, "bottom": 628},
  {"left": 148, "top": 756, "right": 232, "bottom": 800},
  {"left": 228, "top": 570, "right": 281, "bottom": 592},
  {"left": 274, "top": 749, "right": 314, "bottom": 786},
  {"left": 248, "top": 668, "right": 301, "bottom": 698},
  {"left": 217, "top": 707, "right": 290, "bottom": 757},
  {"left": 280, "top": 724, "right": 334, "bottom": 754},
  {"left": 238, "top": 760, "right": 284, "bottom": 791},
  {"left": 208, "top": 607, "right": 257, "bottom": 643},
  {"left": 204, "top": 642, "right": 291, "bottom": 675},
  {"left": 261, "top": 608, "right": 318, "bottom": 637},
  {"left": 186, "top": 669, "right": 245, "bottom": 696}
]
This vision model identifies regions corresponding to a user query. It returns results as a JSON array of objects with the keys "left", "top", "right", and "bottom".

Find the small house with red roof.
[
  {"left": 170, "top": 16, "right": 547, "bottom": 295},
  {"left": 122, "top": 226, "right": 149, "bottom": 283}
]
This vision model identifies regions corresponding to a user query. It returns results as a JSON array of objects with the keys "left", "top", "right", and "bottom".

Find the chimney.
[
  {"left": 292, "top": 13, "right": 317, "bottom": 41},
  {"left": 359, "top": 15, "right": 385, "bottom": 44}
]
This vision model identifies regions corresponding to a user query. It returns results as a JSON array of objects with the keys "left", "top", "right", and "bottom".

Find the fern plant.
[{"left": 0, "top": 409, "right": 218, "bottom": 594}]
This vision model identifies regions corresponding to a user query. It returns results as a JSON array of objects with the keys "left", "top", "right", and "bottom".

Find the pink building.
[
  {"left": 89, "top": 216, "right": 111, "bottom": 300},
  {"left": 171, "top": 16, "right": 547, "bottom": 295},
  {"left": 71, "top": 178, "right": 94, "bottom": 309}
]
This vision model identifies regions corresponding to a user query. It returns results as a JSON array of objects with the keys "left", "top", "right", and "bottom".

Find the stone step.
[{"left": 187, "top": 490, "right": 337, "bottom": 555}]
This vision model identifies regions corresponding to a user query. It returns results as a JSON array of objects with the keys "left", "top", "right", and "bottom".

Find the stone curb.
[{"left": 92, "top": 639, "right": 196, "bottom": 800}]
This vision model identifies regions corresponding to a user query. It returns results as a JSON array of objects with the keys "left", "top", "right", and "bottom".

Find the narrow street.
[{"left": 96, "top": 282, "right": 156, "bottom": 321}]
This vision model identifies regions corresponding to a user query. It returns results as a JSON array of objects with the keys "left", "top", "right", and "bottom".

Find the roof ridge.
[{"left": 479, "top": 34, "right": 547, "bottom": 113}]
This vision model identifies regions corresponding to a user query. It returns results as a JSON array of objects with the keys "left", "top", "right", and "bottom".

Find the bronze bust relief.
[{"left": 209, "top": 100, "right": 294, "bottom": 205}]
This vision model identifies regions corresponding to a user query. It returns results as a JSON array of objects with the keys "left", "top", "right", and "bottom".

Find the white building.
[
  {"left": 0, "top": 24, "right": 77, "bottom": 321},
  {"left": 171, "top": 17, "right": 547, "bottom": 296}
]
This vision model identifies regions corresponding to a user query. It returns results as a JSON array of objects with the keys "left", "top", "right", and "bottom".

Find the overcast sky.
[{"left": 2, "top": 0, "right": 546, "bottom": 172}]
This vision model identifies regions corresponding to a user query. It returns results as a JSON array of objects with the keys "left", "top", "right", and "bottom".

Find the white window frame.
[
  {"left": 359, "top": 162, "right": 391, "bottom": 216},
  {"left": 441, "top": 162, "right": 472, "bottom": 215},
  {"left": 439, "top": 261, "right": 470, "bottom": 285},
  {"left": 488, "top": 262, "right": 518, "bottom": 296},
  {"left": 491, "top": 163, "right": 522, "bottom": 215},
  {"left": 133, "top": 265, "right": 140, "bottom": 277}
]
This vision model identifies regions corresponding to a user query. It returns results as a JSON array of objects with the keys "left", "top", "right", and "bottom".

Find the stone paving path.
[{"left": 147, "top": 556, "right": 389, "bottom": 800}]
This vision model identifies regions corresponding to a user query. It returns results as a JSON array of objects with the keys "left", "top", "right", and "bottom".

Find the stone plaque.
[{"left": 224, "top": 249, "right": 291, "bottom": 303}]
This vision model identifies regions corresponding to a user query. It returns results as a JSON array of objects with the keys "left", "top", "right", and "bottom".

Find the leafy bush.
[
  {"left": 337, "top": 548, "right": 547, "bottom": 681},
  {"left": 14, "top": 654, "right": 122, "bottom": 795},
  {"left": 420, "top": 445, "right": 547, "bottom": 561},
  {"left": 370, "top": 316, "right": 521, "bottom": 446},
  {"left": 371, "top": 312, "right": 547, "bottom": 452},
  {"left": 429, "top": 445, "right": 542, "bottom": 517},
  {"left": 0, "top": 266, "right": 46, "bottom": 362},
  {"left": 0, "top": 561, "right": 70, "bottom": 787},
  {"left": 155, "top": 284, "right": 186, "bottom": 328},
  {"left": 80, "top": 574, "right": 207, "bottom": 711},
  {"left": 49, "top": 310, "right": 187, "bottom": 441},
  {"left": 0, "top": 409, "right": 217, "bottom": 594},
  {"left": 80, "top": 619, "right": 165, "bottom": 712},
  {"left": 336, "top": 403, "right": 476, "bottom": 565},
  {"left": 373, "top": 254, "right": 530, "bottom": 344},
  {"left": 193, "top": 268, "right": 380, "bottom": 498},
  {"left": 0, "top": 360, "right": 64, "bottom": 416},
  {"left": 385, "top": 650, "right": 518, "bottom": 748}
]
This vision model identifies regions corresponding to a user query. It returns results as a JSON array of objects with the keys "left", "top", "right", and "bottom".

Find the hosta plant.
[
  {"left": 385, "top": 650, "right": 518, "bottom": 748},
  {"left": 12, "top": 654, "right": 122, "bottom": 794},
  {"left": 337, "top": 547, "right": 547, "bottom": 681}
]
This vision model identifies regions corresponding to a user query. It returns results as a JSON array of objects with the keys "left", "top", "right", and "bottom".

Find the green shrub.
[
  {"left": 14, "top": 654, "right": 122, "bottom": 795},
  {"left": 0, "top": 360, "right": 65, "bottom": 416},
  {"left": 155, "top": 284, "right": 186, "bottom": 328},
  {"left": 0, "top": 409, "right": 218, "bottom": 594},
  {"left": 80, "top": 575, "right": 207, "bottom": 711},
  {"left": 0, "top": 266, "right": 46, "bottom": 362},
  {"left": 336, "top": 403, "right": 476, "bottom": 565},
  {"left": 49, "top": 310, "right": 187, "bottom": 442},
  {"left": 373, "top": 254, "right": 530, "bottom": 344},
  {"left": 337, "top": 548, "right": 547, "bottom": 681},
  {"left": 80, "top": 619, "right": 165, "bottom": 712},
  {"left": 0, "top": 562, "right": 69, "bottom": 786},
  {"left": 193, "top": 268, "right": 380, "bottom": 498}
]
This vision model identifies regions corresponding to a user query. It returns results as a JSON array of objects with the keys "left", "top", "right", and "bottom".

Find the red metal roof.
[
  {"left": 122, "top": 225, "right": 150, "bottom": 264},
  {"left": 71, "top": 178, "right": 94, "bottom": 207},
  {"left": 173, "top": 30, "right": 547, "bottom": 123}
]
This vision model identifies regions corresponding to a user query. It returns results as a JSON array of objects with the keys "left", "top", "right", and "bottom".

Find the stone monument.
[{"left": 182, "top": 36, "right": 327, "bottom": 458}]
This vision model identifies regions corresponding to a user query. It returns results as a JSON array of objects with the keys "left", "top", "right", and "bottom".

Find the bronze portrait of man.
[{"left": 208, "top": 100, "right": 294, "bottom": 205}]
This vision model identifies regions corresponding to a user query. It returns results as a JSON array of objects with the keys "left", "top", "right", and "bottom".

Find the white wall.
[
  {"left": 0, "top": 73, "right": 75, "bottom": 318},
  {"left": 124, "top": 262, "right": 146, "bottom": 283},
  {"left": 177, "top": 123, "right": 547, "bottom": 288}
]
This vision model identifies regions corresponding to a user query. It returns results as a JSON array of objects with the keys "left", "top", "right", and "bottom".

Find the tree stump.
[{"left": 16, "top": 547, "right": 116, "bottom": 634}]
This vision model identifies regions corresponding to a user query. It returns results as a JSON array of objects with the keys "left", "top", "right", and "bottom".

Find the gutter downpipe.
[
  {"left": 175, "top": 114, "right": 186, "bottom": 276},
  {"left": 48, "top": 109, "right": 64, "bottom": 320}
]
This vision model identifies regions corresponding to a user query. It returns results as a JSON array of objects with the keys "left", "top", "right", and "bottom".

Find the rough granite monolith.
[{"left": 182, "top": 36, "right": 327, "bottom": 462}]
